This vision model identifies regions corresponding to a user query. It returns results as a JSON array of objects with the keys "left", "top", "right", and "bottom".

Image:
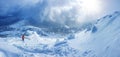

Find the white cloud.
[{"left": 0, "top": 0, "right": 103, "bottom": 29}]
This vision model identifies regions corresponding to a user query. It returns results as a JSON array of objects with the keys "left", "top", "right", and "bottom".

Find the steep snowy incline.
[
  {"left": 0, "top": 11, "right": 120, "bottom": 57},
  {"left": 68, "top": 11, "right": 120, "bottom": 57}
]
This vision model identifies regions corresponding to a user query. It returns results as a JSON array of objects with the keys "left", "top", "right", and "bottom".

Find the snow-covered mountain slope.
[
  {"left": 0, "top": 11, "right": 120, "bottom": 57},
  {"left": 0, "top": 31, "right": 81, "bottom": 57},
  {"left": 69, "top": 11, "right": 120, "bottom": 57}
]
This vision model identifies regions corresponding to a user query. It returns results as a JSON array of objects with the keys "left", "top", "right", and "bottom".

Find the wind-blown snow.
[
  {"left": 0, "top": 11, "right": 120, "bottom": 57},
  {"left": 69, "top": 11, "right": 120, "bottom": 57}
]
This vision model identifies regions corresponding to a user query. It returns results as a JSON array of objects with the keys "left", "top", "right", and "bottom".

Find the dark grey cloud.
[{"left": 0, "top": 0, "right": 119, "bottom": 33}]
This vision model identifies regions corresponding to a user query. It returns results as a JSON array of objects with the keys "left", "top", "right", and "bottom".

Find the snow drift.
[{"left": 0, "top": 10, "right": 120, "bottom": 57}]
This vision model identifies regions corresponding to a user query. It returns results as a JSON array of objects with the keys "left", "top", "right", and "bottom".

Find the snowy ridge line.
[{"left": 0, "top": 11, "right": 120, "bottom": 57}]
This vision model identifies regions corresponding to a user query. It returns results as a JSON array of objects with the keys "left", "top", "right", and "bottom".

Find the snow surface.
[{"left": 0, "top": 11, "right": 120, "bottom": 57}]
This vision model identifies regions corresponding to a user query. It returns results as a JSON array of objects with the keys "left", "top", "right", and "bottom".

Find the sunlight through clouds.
[{"left": 81, "top": 0, "right": 102, "bottom": 14}]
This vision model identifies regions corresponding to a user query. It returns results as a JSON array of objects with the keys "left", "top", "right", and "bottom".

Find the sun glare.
[
  {"left": 74, "top": 0, "right": 102, "bottom": 23},
  {"left": 81, "top": 0, "right": 101, "bottom": 14}
]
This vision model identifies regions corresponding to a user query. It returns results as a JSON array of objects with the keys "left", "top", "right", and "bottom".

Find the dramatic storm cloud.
[{"left": 0, "top": 0, "right": 119, "bottom": 30}]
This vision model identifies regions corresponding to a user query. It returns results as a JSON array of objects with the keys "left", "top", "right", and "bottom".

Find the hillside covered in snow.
[
  {"left": 0, "top": 10, "right": 120, "bottom": 57},
  {"left": 0, "top": 0, "right": 120, "bottom": 57}
]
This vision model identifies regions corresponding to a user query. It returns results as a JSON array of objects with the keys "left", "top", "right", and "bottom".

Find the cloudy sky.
[{"left": 0, "top": 0, "right": 120, "bottom": 28}]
